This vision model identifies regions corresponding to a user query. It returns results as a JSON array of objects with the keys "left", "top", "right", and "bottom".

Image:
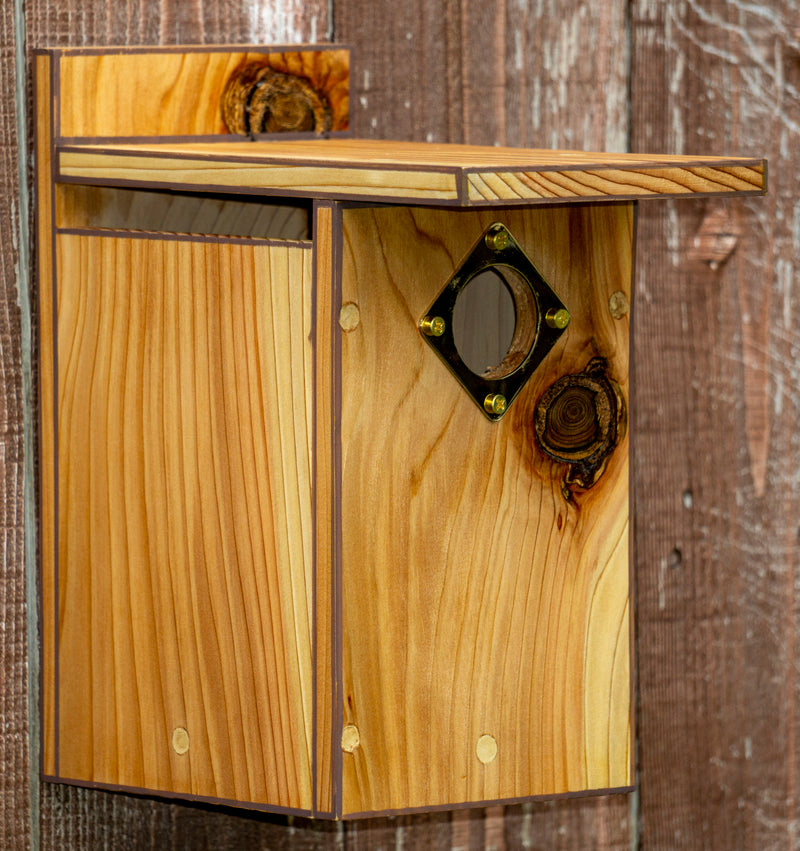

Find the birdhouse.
[{"left": 36, "top": 45, "right": 766, "bottom": 818}]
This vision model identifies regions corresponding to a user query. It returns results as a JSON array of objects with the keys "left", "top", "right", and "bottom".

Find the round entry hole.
[{"left": 452, "top": 266, "right": 537, "bottom": 379}]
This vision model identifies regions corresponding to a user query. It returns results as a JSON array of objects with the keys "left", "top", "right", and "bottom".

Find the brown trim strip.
[
  {"left": 341, "top": 784, "right": 636, "bottom": 820},
  {"left": 47, "top": 775, "right": 334, "bottom": 819},
  {"left": 55, "top": 175, "right": 467, "bottom": 209},
  {"left": 49, "top": 52, "right": 60, "bottom": 780},
  {"left": 56, "top": 145, "right": 464, "bottom": 175},
  {"left": 40, "top": 774, "right": 632, "bottom": 822},
  {"left": 330, "top": 202, "right": 344, "bottom": 820},
  {"left": 57, "top": 131, "right": 354, "bottom": 146},
  {"left": 54, "top": 227, "right": 312, "bottom": 249},
  {"left": 34, "top": 48, "right": 43, "bottom": 781},
  {"left": 629, "top": 201, "right": 639, "bottom": 791},
  {"left": 460, "top": 158, "right": 767, "bottom": 175},
  {"left": 464, "top": 187, "right": 767, "bottom": 207},
  {"left": 53, "top": 52, "right": 61, "bottom": 153},
  {"left": 310, "top": 201, "right": 325, "bottom": 819},
  {"left": 39, "top": 43, "right": 353, "bottom": 58},
  {"left": 54, "top": 156, "right": 764, "bottom": 208}
]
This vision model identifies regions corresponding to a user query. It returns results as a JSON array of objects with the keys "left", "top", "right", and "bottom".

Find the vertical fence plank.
[
  {"left": 21, "top": 0, "right": 792, "bottom": 847},
  {"left": 338, "top": 0, "right": 629, "bottom": 151},
  {"left": 0, "top": 0, "right": 28, "bottom": 846},
  {"left": 631, "top": 2, "right": 800, "bottom": 848}
]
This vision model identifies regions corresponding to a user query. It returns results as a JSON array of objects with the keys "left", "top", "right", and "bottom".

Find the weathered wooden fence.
[{"left": 1, "top": 1, "right": 796, "bottom": 847}]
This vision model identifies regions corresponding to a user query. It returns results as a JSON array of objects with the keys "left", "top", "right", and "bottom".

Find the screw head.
[
  {"left": 476, "top": 733, "right": 498, "bottom": 764},
  {"left": 485, "top": 226, "right": 510, "bottom": 252},
  {"left": 420, "top": 315, "right": 446, "bottom": 337},
  {"left": 341, "top": 724, "right": 360, "bottom": 753},
  {"left": 545, "top": 307, "right": 571, "bottom": 330},
  {"left": 172, "top": 727, "right": 190, "bottom": 755},
  {"left": 484, "top": 393, "right": 508, "bottom": 416}
]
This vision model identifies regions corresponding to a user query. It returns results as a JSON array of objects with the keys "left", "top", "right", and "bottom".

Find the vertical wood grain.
[
  {"left": 313, "top": 201, "right": 337, "bottom": 816},
  {"left": 1, "top": 0, "right": 29, "bottom": 844},
  {"left": 13, "top": 0, "right": 787, "bottom": 849},
  {"left": 335, "top": 2, "right": 634, "bottom": 842},
  {"left": 35, "top": 51, "right": 56, "bottom": 782},
  {"left": 26, "top": 0, "right": 635, "bottom": 845},
  {"left": 27, "top": 0, "right": 328, "bottom": 49},
  {"left": 26, "top": 0, "right": 335, "bottom": 845},
  {"left": 631, "top": 2, "right": 800, "bottom": 848},
  {"left": 337, "top": 0, "right": 629, "bottom": 150},
  {"left": 339, "top": 204, "right": 632, "bottom": 814},
  {"left": 54, "top": 234, "right": 314, "bottom": 810}
]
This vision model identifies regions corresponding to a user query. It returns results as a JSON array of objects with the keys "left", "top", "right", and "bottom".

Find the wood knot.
[
  {"left": 687, "top": 206, "right": 741, "bottom": 271},
  {"left": 533, "top": 357, "right": 626, "bottom": 499},
  {"left": 542, "top": 385, "right": 601, "bottom": 452},
  {"left": 222, "top": 63, "right": 333, "bottom": 138}
]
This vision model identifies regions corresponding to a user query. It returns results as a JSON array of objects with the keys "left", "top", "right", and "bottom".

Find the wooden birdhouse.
[{"left": 36, "top": 44, "right": 766, "bottom": 818}]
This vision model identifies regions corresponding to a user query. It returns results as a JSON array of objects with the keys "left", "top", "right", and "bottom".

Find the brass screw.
[
  {"left": 485, "top": 226, "right": 510, "bottom": 252},
  {"left": 545, "top": 307, "right": 571, "bottom": 330},
  {"left": 484, "top": 393, "right": 507, "bottom": 415},
  {"left": 420, "top": 315, "right": 446, "bottom": 337}
]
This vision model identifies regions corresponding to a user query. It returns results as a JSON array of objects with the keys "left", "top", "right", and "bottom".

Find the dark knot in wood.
[
  {"left": 533, "top": 357, "right": 626, "bottom": 499},
  {"left": 542, "top": 385, "right": 600, "bottom": 453},
  {"left": 222, "top": 63, "right": 333, "bottom": 138}
]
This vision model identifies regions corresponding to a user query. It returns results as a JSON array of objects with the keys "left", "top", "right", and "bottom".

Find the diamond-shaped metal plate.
[{"left": 419, "top": 222, "right": 570, "bottom": 421}]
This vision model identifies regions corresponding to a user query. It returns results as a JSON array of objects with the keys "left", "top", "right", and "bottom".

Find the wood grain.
[
  {"left": 338, "top": 204, "right": 633, "bottom": 814},
  {"left": 51, "top": 233, "right": 315, "bottom": 810},
  {"left": 55, "top": 47, "right": 350, "bottom": 139},
  {"left": 36, "top": 50, "right": 57, "bottom": 781},
  {"left": 27, "top": 3, "right": 341, "bottom": 850},
  {"left": 631, "top": 2, "right": 800, "bottom": 847},
  {"left": 56, "top": 139, "right": 766, "bottom": 206},
  {"left": 313, "top": 201, "right": 337, "bottom": 816},
  {"left": 17, "top": 0, "right": 783, "bottom": 848},
  {"left": 337, "top": 2, "right": 634, "bottom": 842},
  {"left": 56, "top": 184, "right": 311, "bottom": 240},
  {"left": 337, "top": 1, "right": 629, "bottom": 152},
  {"left": 0, "top": 0, "right": 29, "bottom": 843}
]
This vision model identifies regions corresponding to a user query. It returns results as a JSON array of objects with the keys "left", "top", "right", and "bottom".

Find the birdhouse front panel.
[{"left": 338, "top": 204, "right": 633, "bottom": 815}]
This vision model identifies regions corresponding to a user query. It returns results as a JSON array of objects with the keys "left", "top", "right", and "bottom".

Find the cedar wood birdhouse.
[{"left": 35, "top": 45, "right": 766, "bottom": 819}]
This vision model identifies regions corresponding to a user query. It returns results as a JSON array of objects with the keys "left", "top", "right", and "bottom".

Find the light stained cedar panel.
[
  {"left": 56, "top": 184, "right": 311, "bottom": 240},
  {"left": 56, "top": 139, "right": 766, "bottom": 206},
  {"left": 313, "top": 202, "right": 337, "bottom": 816},
  {"left": 36, "top": 50, "right": 57, "bottom": 779},
  {"left": 54, "top": 47, "right": 350, "bottom": 140},
  {"left": 52, "top": 233, "right": 315, "bottom": 811},
  {"left": 338, "top": 204, "right": 633, "bottom": 815}
]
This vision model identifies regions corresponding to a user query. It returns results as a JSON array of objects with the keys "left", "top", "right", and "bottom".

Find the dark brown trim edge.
[
  {"left": 629, "top": 201, "right": 639, "bottom": 796},
  {"left": 310, "top": 203, "right": 320, "bottom": 819},
  {"left": 57, "top": 131, "right": 354, "bottom": 146},
  {"left": 54, "top": 175, "right": 465, "bottom": 210},
  {"left": 53, "top": 227, "right": 312, "bottom": 249},
  {"left": 330, "top": 202, "right": 344, "bottom": 820},
  {"left": 38, "top": 43, "right": 353, "bottom": 58},
  {"left": 341, "top": 784, "right": 636, "bottom": 820},
  {"left": 46, "top": 776, "right": 329, "bottom": 819},
  {"left": 49, "top": 50, "right": 61, "bottom": 782}
]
